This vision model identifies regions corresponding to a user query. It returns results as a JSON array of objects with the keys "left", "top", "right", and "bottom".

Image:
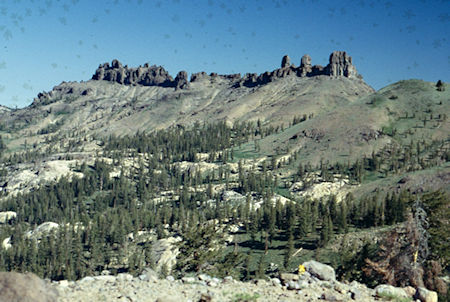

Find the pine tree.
[
  {"left": 283, "top": 232, "right": 294, "bottom": 269},
  {"left": 256, "top": 254, "right": 266, "bottom": 279}
]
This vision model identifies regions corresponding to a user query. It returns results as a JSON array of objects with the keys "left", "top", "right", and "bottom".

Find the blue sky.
[{"left": 0, "top": 0, "right": 449, "bottom": 108}]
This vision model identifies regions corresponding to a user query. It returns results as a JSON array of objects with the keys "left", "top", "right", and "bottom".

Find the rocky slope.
[{"left": 1, "top": 260, "right": 439, "bottom": 302}]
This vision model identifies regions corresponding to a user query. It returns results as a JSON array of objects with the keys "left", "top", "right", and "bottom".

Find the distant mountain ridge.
[{"left": 88, "top": 50, "right": 360, "bottom": 90}]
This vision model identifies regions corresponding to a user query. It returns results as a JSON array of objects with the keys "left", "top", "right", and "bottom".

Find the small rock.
[
  {"left": 223, "top": 276, "right": 233, "bottom": 283},
  {"left": 58, "top": 280, "right": 69, "bottom": 287},
  {"left": 255, "top": 279, "right": 268, "bottom": 286},
  {"left": 298, "top": 280, "right": 309, "bottom": 288},
  {"left": 198, "top": 274, "right": 211, "bottom": 281},
  {"left": 182, "top": 276, "right": 197, "bottom": 283},
  {"left": 350, "top": 288, "right": 363, "bottom": 300},
  {"left": 279, "top": 272, "right": 300, "bottom": 284},
  {"left": 199, "top": 293, "right": 212, "bottom": 302},
  {"left": 271, "top": 278, "right": 281, "bottom": 287},
  {"left": 321, "top": 292, "right": 339, "bottom": 301},
  {"left": 117, "top": 273, "right": 133, "bottom": 282},
  {"left": 415, "top": 287, "right": 438, "bottom": 302},
  {"left": 166, "top": 275, "right": 175, "bottom": 282},
  {"left": 287, "top": 281, "right": 300, "bottom": 290},
  {"left": 403, "top": 286, "right": 416, "bottom": 298},
  {"left": 207, "top": 281, "right": 218, "bottom": 287}
]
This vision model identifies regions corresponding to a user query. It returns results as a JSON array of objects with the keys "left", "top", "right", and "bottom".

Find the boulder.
[
  {"left": 26, "top": 222, "right": 59, "bottom": 240},
  {"left": 279, "top": 272, "right": 299, "bottom": 284},
  {"left": 151, "top": 237, "right": 181, "bottom": 273},
  {"left": 0, "top": 211, "right": 17, "bottom": 224},
  {"left": 181, "top": 276, "right": 196, "bottom": 283},
  {"left": 375, "top": 284, "right": 408, "bottom": 298},
  {"left": 415, "top": 287, "right": 438, "bottom": 302},
  {"left": 0, "top": 271, "right": 58, "bottom": 302},
  {"left": 302, "top": 260, "right": 336, "bottom": 281},
  {"left": 403, "top": 286, "right": 416, "bottom": 298}
]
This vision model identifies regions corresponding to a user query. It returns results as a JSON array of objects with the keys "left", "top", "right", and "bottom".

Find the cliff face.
[{"left": 90, "top": 51, "right": 361, "bottom": 89}]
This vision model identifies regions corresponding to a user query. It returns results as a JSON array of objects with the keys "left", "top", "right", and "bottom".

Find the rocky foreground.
[{"left": 0, "top": 260, "right": 438, "bottom": 302}]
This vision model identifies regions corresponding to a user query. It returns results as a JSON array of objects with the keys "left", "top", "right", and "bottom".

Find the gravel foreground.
[
  {"left": 2, "top": 261, "right": 438, "bottom": 301},
  {"left": 53, "top": 272, "right": 378, "bottom": 302}
]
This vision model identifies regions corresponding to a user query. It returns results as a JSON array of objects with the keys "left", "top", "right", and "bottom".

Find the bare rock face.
[
  {"left": 326, "top": 51, "right": 357, "bottom": 78},
  {"left": 92, "top": 60, "right": 176, "bottom": 88},
  {"left": 0, "top": 271, "right": 58, "bottom": 302},
  {"left": 87, "top": 51, "right": 360, "bottom": 91},
  {"left": 190, "top": 71, "right": 208, "bottom": 82},
  {"left": 299, "top": 54, "right": 312, "bottom": 77},
  {"left": 174, "top": 71, "right": 189, "bottom": 90},
  {"left": 281, "top": 55, "right": 291, "bottom": 68}
]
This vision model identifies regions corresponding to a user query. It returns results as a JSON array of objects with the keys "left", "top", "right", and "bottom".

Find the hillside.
[{"left": 0, "top": 52, "right": 448, "bottom": 301}]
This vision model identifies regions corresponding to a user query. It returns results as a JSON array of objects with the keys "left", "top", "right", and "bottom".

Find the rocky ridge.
[
  {"left": 89, "top": 51, "right": 359, "bottom": 90},
  {"left": 32, "top": 51, "right": 364, "bottom": 108}
]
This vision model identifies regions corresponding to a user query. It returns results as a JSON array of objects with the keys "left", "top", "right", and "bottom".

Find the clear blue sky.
[{"left": 0, "top": 0, "right": 449, "bottom": 108}]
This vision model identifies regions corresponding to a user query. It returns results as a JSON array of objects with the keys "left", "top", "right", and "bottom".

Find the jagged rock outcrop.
[
  {"left": 235, "top": 51, "right": 359, "bottom": 87},
  {"left": 91, "top": 51, "right": 360, "bottom": 91},
  {"left": 174, "top": 71, "right": 189, "bottom": 90},
  {"left": 281, "top": 55, "right": 291, "bottom": 68},
  {"left": 327, "top": 51, "right": 357, "bottom": 78},
  {"left": 92, "top": 60, "right": 176, "bottom": 88},
  {"left": 190, "top": 71, "right": 208, "bottom": 82},
  {"left": 299, "top": 54, "right": 312, "bottom": 77}
]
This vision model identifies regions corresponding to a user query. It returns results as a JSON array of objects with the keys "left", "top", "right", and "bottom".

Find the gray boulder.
[
  {"left": 0, "top": 272, "right": 58, "bottom": 302},
  {"left": 279, "top": 272, "right": 299, "bottom": 285},
  {"left": 415, "top": 287, "right": 438, "bottom": 302},
  {"left": 302, "top": 260, "right": 336, "bottom": 281},
  {"left": 375, "top": 284, "right": 408, "bottom": 298}
]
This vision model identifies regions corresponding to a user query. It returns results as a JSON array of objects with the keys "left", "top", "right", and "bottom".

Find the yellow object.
[
  {"left": 298, "top": 264, "right": 306, "bottom": 275},
  {"left": 413, "top": 250, "right": 418, "bottom": 263}
]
